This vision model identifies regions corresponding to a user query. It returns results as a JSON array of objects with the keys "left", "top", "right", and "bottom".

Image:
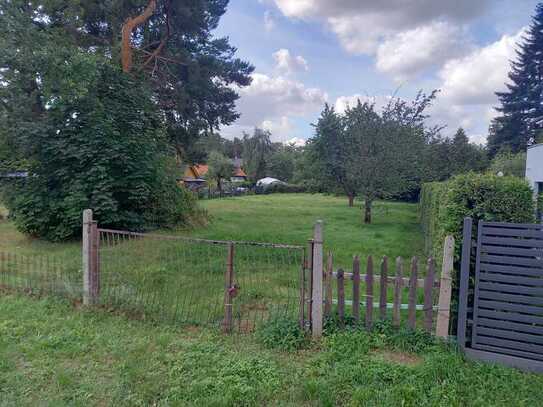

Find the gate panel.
[{"left": 464, "top": 220, "right": 543, "bottom": 371}]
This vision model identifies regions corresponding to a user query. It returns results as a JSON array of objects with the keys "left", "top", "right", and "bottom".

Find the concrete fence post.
[
  {"left": 311, "top": 220, "right": 324, "bottom": 338},
  {"left": 82, "top": 209, "right": 99, "bottom": 306}
]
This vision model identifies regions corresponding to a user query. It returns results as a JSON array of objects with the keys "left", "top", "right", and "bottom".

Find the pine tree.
[{"left": 489, "top": 3, "right": 543, "bottom": 156}]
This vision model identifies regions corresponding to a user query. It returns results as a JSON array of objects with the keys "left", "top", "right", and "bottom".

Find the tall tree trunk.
[
  {"left": 121, "top": 0, "right": 157, "bottom": 73},
  {"left": 364, "top": 199, "right": 372, "bottom": 224},
  {"left": 217, "top": 177, "right": 222, "bottom": 197},
  {"left": 348, "top": 193, "right": 354, "bottom": 207}
]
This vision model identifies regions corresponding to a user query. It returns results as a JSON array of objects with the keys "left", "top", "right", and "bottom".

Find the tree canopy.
[{"left": 0, "top": 0, "right": 252, "bottom": 239}]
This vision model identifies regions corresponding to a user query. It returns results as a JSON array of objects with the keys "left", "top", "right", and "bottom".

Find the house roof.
[
  {"left": 193, "top": 164, "right": 209, "bottom": 177},
  {"left": 233, "top": 167, "right": 247, "bottom": 177}
]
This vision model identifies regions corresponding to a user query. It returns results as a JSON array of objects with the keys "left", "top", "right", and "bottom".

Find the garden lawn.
[
  {"left": 1, "top": 194, "right": 423, "bottom": 268},
  {"left": 1, "top": 293, "right": 543, "bottom": 406}
]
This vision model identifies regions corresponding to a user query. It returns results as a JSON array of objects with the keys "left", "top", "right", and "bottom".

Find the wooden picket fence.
[{"left": 306, "top": 221, "right": 455, "bottom": 338}]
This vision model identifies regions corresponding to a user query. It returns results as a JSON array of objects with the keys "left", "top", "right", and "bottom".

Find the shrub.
[
  {"left": 420, "top": 173, "right": 535, "bottom": 333},
  {"left": 3, "top": 60, "right": 199, "bottom": 241},
  {"left": 256, "top": 183, "right": 307, "bottom": 194},
  {"left": 256, "top": 314, "right": 308, "bottom": 351},
  {"left": 420, "top": 172, "right": 535, "bottom": 262}
]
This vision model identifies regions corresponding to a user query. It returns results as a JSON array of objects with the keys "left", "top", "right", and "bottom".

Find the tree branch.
[{"left": 121, "top": 0, "right": 157, "bottom": 73}]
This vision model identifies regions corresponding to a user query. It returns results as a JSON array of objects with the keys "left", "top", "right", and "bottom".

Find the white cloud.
[
  {"left": 236, "top": 73, "right": 326, "bottom": 120},
  {"left": 285, "top": 137, "right": 306, "bottom": 146},
  {"left": 274, "top": 0, "right": 489, "bottom": 53},
  {"left": 264, "top": 10, "right": 275, "bottom": 31},
  {"left": 376, "top": 21, "right": 471, "bottom": 81},
  {"left": 334, "top": 94, "right": 392, "bottom": 114},
  {"left": 426, "top": 27, "right": 525, "bottom": 141},
  {"left": 223, "top": 73, "right": 327, "bottom": 141},
  {"left": 273, "top": 48, "right": 309, "bottom": 74},
  {"left": 438, "top": 29, "right": 524, "bottom": 105},
  {"left": 262, "top": 116, "right": 293, "bottom": 142}
]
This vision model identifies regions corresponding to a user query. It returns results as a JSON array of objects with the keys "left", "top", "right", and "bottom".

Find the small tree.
[
  {"left": 207, "top": 151, "right": 234, "bottom": 196},
  {"left": 242, "top": 128, "right": 273, "bottom": 182},
  {"left": 308, "top": 104, "right": 357, "bottom": 206},
  {"left": 489, "top": 150, "right": 527, "bottom": 177}
]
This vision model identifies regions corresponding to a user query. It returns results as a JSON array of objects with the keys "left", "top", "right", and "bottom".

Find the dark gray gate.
[{"left": 458, "top": 218, "right": 543, "bottom": 373}]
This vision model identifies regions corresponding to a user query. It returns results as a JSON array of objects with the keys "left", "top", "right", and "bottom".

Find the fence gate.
[{"left": 458, "top": 218, "right": 543, "bottom": 373}]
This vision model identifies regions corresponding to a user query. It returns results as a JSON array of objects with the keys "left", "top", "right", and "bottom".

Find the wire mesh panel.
[
  {"left": 97, "top": 229, "right": 304, "bottom": 331},
  {"left": 232, "top": 243, "right": 304, "bottom": 332},
  {"left": 0, "top": 251, "right": 82, "bottom": 299}
]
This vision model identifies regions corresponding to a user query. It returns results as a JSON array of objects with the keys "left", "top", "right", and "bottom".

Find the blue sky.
[{"left": 216, "top": 0, "right": 539, "bottom": 145}]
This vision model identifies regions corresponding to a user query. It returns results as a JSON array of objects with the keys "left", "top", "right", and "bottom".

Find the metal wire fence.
[
  {"left": 96, "top": 229, "right": 305, "bottom": 331},
  {"left": 0, "top": 251, "right": 82, "bottom": 300}
]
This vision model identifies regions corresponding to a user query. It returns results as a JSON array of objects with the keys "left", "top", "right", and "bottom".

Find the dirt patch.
[{"left": 371, "top": 349, "right": 422, "bottom": 366}]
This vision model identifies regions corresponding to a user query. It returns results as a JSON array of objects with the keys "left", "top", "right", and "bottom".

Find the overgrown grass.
[
  {"left": 2, "top": 293, "right": 543, "bottom": 406},
  {"left": 1, "top": 194, "right": 424, "bottom": 267},
  {"left": 0, "top": 194, "right": 427, "bottom": 330}
]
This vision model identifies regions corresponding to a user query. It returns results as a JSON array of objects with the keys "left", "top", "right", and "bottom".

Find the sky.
[{"left": 216, "top": 0, "right": 540, "bottom": 145}]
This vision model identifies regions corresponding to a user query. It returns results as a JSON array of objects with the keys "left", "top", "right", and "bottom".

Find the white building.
[{"left": 526, "top": 144, "right": 543, "bottom": 196}]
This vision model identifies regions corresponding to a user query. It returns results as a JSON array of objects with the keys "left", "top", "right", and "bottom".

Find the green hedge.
[{"left": 420, "top": 173, "right": 535, "bottom": 262}]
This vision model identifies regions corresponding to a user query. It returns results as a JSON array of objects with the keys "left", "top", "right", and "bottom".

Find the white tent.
[{"left": 256, "top": 177, "right": 286, "bottom": 187}]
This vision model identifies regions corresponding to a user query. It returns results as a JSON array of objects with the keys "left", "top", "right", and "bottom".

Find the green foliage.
[
  {"left": 267, "top": 145, "right": 302, "bottom": 183},
  {"left": 257, "top": 314, "right": 308, "bottom": 351},
  {"left": 206, "top": 151, "right": 234, "bottom": 193},
  {"left": 419, "top": 182, "right": 448, "bottom": 257},
  {"left": 308, "top": 92, "right": 441, "bottom": 220},
  {"left": 489, "top": 150, "right": 527, "bottom": 177},
  {"left": 242, "top": 128, "right": 273, "bottom": 182},
  {"left": 420, "top": 173, "right": 535, "bottom": 262},
  {"left": 0, "top": 0, "right": 251, "bottom": 240},
  {"left": 257, "top": 183, "right": 307, "bottom": 194},
  {"left": 3, "top": 60, "right": 197, "bottom": 240}
]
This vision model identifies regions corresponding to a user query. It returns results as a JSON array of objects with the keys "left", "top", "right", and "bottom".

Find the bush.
[
  {"left": 256, "top": 183, "right": 306, "bottom": 194},
  {"left": 420, "top": 172, "right": 535, "bottom": 262},
  {"left": 420, "top": 173, "right": 535, "bottom": 333},
  {"left": 256, "top": 314, "right": 308, "bottom": 351},
  {"left": 3, "top": 60, "right": 199, "bottom": 241}
]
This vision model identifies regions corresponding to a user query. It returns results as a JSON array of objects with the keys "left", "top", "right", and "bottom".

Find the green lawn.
[
  {"left": 1, "top": 293, "right": 543, "bottom": 406},
  {"left": 0, "top": 194, "right": 427, "bottom": 329},
  {"left": 0, "top": 194, "right": 424, "bottom": 268}
]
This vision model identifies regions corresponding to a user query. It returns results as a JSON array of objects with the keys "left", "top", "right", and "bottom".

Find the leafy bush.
[
  {"left": 256, "top": 183, "right": 306, "bottom": 194},
  {"left": 256, "top": 314, "right": 308, "bottom": 351},
  {"left": 420, "top": 172, "right": 535, "bottom": 262},
  {"left": 419, "top": 182, "right": 448, "bottom": 257},
  {"left": 3, "top": 60, "right": 199, "bottom": 241},
  {"left": 420, "top": 173, "right": 535, "bottom": 333}
]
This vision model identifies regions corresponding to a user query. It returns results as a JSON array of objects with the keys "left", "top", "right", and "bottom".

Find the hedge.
[
  {"left": 420, "top": 172, "right": 535, "bottom": 263},
  {"left": 420, "top": 173, "right": 535, "bottom": 334}
]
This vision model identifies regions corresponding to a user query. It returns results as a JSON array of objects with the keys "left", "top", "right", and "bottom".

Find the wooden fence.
[{"left": 307, "top": 221, "right": 455, "bottom": 339}]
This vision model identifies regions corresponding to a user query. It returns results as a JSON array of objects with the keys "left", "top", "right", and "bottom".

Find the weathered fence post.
[
  {"left": 337, "top": 268, "right": 345, "bottom": 326},
  {"left": 324, "top": 252, "right": 333, "bottom": 317},
  {"left": 365, "top": 256, "right": 373, "bottom": 329},
  {"left": 311, "top": 220, "right": 324, "bottom": 338},
  {"left": 424, "top": 258, "right": 436, "bottom": 333},
  {"left": 352, "top": 256, "right": 360, "bottom": 323},
  {"left": 82, "top": 209, "right": 99, "bottom": 306},
  {"left": 223, "top": 242, "right": 235, "bottom": 333},
  {"left": 436, "top": 235, "right": 455, "bottom": 338},
  {"left": 379, "top": 256, "right": 388, "bottom": 320},
  {"left": 393, "top": 257, "right": 403, "bottom": 328},
  {"left": 407, "top": 257, "right": 418, "bottom": 330}
]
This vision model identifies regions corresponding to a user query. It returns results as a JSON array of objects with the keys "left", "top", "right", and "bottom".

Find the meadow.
[
  {"left": 0, "top": 194, "right": 427, "bottom": 329},
  {"left": 1, "top": 193, "right": 425, "bottom": 267},
  {"left": 2, "top": 194, "right": 543, "bottom": 405}
]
